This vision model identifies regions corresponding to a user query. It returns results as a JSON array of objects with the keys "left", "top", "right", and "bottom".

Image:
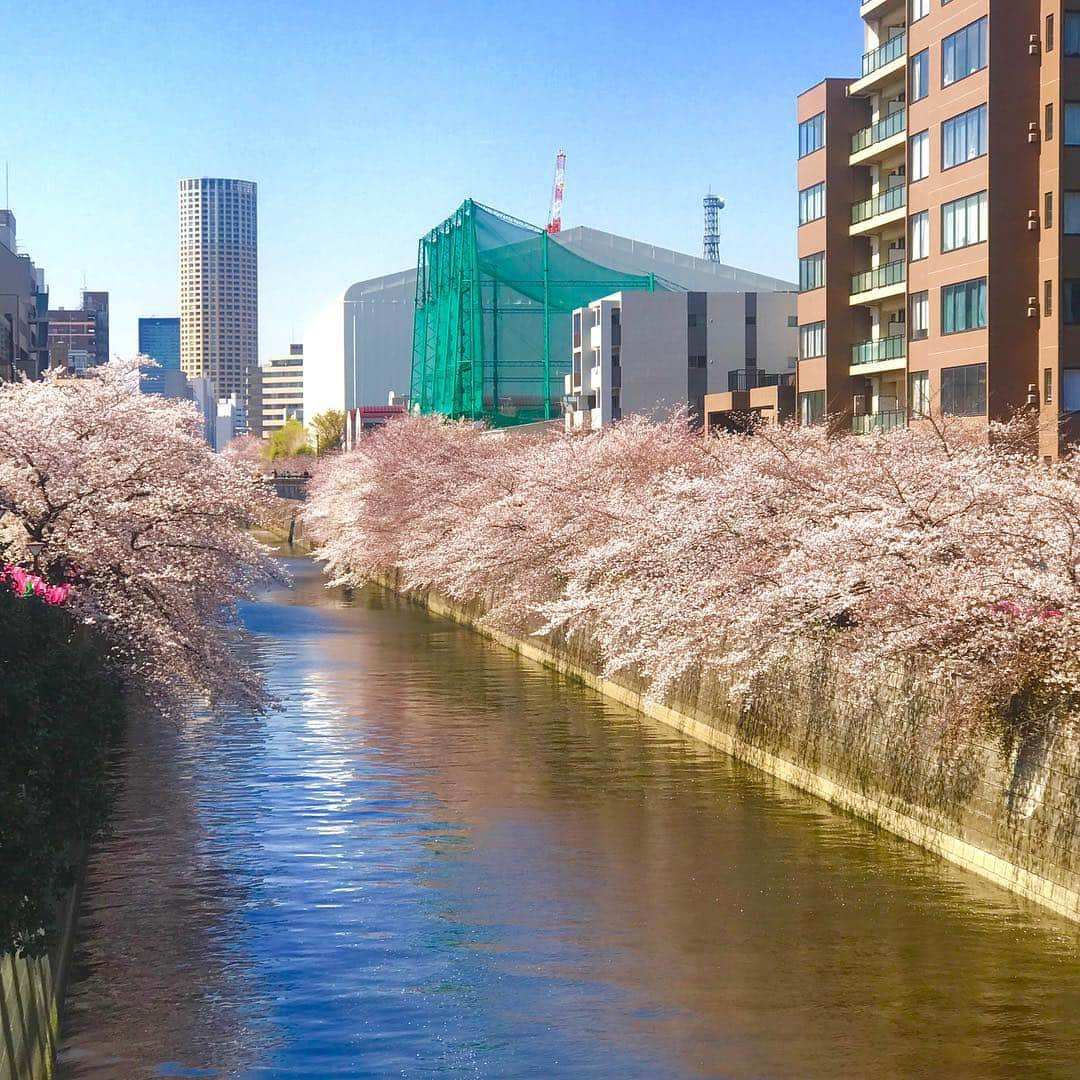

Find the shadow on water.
[{"left": 58, "top": 555, "right": 1080, "bottom": 1079}]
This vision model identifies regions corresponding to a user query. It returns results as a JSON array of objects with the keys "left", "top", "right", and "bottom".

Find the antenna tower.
[
  {"left": 547, "top": 150, "right": 566, "bottom": 235},
  {"left": 703, "top": 193, "right": 725, "bottom": 262}
]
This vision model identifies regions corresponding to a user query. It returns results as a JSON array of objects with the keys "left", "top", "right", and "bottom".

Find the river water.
[{"left": 57, "top": 556, "right": 1080, "bottom": 1079}]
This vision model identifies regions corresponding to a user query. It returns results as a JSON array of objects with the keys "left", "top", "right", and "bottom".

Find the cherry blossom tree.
[
  {"left": 0, "top": 359, "right": 282, "bottom": 708},
  {"left": 305, "top": 409, "right": 1080, "bottom": 727}
]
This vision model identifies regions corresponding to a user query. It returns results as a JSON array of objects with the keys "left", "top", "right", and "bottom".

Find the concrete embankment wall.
[
  {"left": 0, "top": 886, "right": 80, "bottom": 1080},
  {"left": 381, "top": 575, "right": 1080, "bottom": 924}
]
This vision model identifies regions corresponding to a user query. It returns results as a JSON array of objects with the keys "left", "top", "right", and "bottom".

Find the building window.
[
  {"left": 942, "top": 18, "right": 988, "bottom": 87},
  {"left": 911, "top": 50, "right": 930, "bottom": 102},
  {"left": 942, "top": 278, "right": 987, "bottom": 334},
  {"left": 910, "top": 130, "right": 930, "bottom": 181},
  {"left": 1045, "top": 368, "right": 1053, "bottom": 404},
  {"left": 799, "top": 390, "right": 826, "bottom": 426},
  {"left": 1066, "top": 13, "right": 1080, "bottom": 55},
  {"left": 1064, "top": 193, "right": 1080, "bottom": 233},
  {"left": 799, "top": 113, "right": 825, "bottom": 158},
  {"left": 1065, "top": 104, "right": 1080, "bottom": 144},
  {"left": 941, "top": 363, "right": 987, "bottom": 416},
  {"left": 799, "top": 252, "right": 825, "bottom": 292},
  {"left": 1047, "top": 191, "right": 1055, "bottom": 230},
  {"left": 1046, "top": 102, "right": 1055, "bottom": 141},
  {"left": 799, "top": 182, "right": 826, "bottom": 224},
  {"left": 1048, "top": 13, "right": 1056, "bottom": 52},
  {"left": 1046, "top": 279, "right": 1054, "bottom": 318},
  {"left": 910, "top": 210, "right": 930, "bottom": 261},
  {"left": 910, "top": 290, "right": 930, "bottom": 340},
  {"left": 800, "top": 321, "right": 826, "bottom": 359},
  {"left": 942, "top": 105, "right": 988, "bottom": 169},
  {"left": 911, "top": 0, "right": 929, "bottom": 22},
  {"left": 909, "top": 370, "right": 931, "bottom": 417},
  {"left": 941, "top": 191, "right": 987, "bottom": 251},
  {"left": 1063, "top": 280, "right": 1080, "bottom": 322},
  {"left": 1065, "top": 370, "right": 1080, "bottom": 411}
]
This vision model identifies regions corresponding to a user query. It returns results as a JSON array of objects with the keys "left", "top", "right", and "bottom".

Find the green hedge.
[{"left": 0, "top": 589, "right": 124, "bottom": 957}]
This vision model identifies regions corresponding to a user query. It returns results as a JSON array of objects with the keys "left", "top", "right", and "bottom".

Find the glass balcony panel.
[
  {"left": 851, "top": 109, "right": 906, "bottom": 154},
  {"left": 851, "top": 409, "right": 907, "bottom": 435},
  {"left": 862, "top": 32, "right": 906, "bottom": 77},
  {"left": 851, "top": 335, "right": 906, "bottom": 365},
  {"left": 851, "top": 185, "right": 906, "bottom": 225},
  {"left": 850, "top": 261, "right": 906, "bottom": 296}
]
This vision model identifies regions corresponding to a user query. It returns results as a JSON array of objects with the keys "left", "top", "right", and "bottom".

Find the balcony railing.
[
  {"left": 727, "top": 368, "right": 796, "bottom": 392},
  {"left": 851, "top": 335, "right": 906, "bottom": 366},
  {"left": 851, "top": 410, "right": 907, "bottom": 435},
  {"left": 851, "top": 109, "right": 905, "bottom": 154},
  {"left": 861, "top": 33, "right": 906, "bottom": 77},
  {"left": 851, "top": 185, "right": 906, "bottom": 225},
  {"left": 851, "top": 260, "right": 906, "bottom": 297}
]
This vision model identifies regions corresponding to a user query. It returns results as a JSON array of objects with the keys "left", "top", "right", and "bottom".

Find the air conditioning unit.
[
  {"left": 1028, "top": 121, "right": 1041, "bottom": 143},
  {"left": 1028, "top": 209, "right": 1040, "bottom": 231},
  {"left": 1028, "top": 296, "right": 1039, "bottom": 318},
  {"left": 1029, "top": 34, "right": 1041, "bottom": 56}
]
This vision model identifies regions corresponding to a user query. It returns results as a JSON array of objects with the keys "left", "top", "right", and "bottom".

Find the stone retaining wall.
[{"left": 382, "top": 575, "right": 1080, "bottom": 923}]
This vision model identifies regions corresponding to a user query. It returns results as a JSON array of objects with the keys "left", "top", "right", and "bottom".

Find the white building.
[
  {"left": 179, "top": 178, "right": 258, "bottom": 400},
  {"left": 302, "top": 271, "right": 414, "bottom": 423},
  {"left": 563, "top": 291, "right": 797, "bottom": 431}
]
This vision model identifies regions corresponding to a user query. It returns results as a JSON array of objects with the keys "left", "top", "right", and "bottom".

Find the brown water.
[{"left": 58, "top": 556, "right": 1080, "bottom": 1078}]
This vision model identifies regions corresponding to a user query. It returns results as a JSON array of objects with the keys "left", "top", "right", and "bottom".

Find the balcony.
[
  {"left": 850, "top": 109, "right": 906, "bottom": 165},
  {"left": 849, "top": 33, "right": 906, "bottom": 96},
  {"left": 850, "top": 335, "right": 906, "bottom": 372},
  {"left": 859, "top": 0, "right": 905, "bottom": 16},
  {"left": 850, "top": 260, "right": 906, "bottom": 305},
  {"left": 728, "top": 368, "right": 796, "bottom": 392},
  {"left": 851, "top": 409, "right": 907, "bottom": 435},
  {"left": 850, "top": 185, "right": 906, "bottom": 235}
]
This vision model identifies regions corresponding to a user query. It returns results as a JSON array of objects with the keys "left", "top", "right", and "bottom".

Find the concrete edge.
[{"left": 385, "top": 578, "right": 1080, "bottom": 924}]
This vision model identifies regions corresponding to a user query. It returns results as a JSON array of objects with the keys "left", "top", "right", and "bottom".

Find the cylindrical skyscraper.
[{"left": 179, "top": 178, "right": 258, "bottom": 399}]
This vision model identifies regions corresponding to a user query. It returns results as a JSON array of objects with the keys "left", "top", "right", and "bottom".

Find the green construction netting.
[{"left": 410, "top": 200, "right": 659, "bottom": 426}]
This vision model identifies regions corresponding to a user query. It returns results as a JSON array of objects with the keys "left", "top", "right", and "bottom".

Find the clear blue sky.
[{"left": 6, "top": 0, "right": 858, "bottom": 360}]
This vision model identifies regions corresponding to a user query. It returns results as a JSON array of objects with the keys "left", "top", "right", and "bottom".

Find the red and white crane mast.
[{"left": 547, "top": 150, "right": 566, "bottom": 235}]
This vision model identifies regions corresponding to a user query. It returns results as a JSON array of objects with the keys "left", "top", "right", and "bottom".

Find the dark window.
[
  {"left": 1045, "top": 368, "right": 1053, "bottom": 404},
  {"left": 1063, "top": 280, "right": 1080, "bottom": 323},
  {"left": 1046, "top": 280, "right": 1054, "bottom": 318},
  {"left": 799, "top": 390, "right": 826, "bottom": 426},
  {"left": 942, "top": 18, "right": 988, "bottom": 87},
  {"left": 941, "top": 278, "right": 987, "bottom": 333},
  {"left": 799, "top": 113, "right": 825, "bottom": 158},
  {"left": 1048, "top": 13, "right": 1055, "bottom": 52},
  {"left": 941, "top": 363, "right": 987, "bottom": 416}
]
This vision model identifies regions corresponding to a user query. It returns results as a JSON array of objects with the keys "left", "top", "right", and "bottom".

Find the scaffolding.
[{"left": 410, "top": 200, "right": 657, "bottom": 426}]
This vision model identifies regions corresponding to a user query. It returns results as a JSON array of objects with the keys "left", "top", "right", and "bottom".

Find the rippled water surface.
[{"left": 58, "top": 556, "right": 1080, "bottom": 1079}]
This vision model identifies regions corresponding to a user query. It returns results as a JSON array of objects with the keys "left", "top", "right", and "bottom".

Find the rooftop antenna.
[{"left": 703, "top": 192, "right": 725, "bottom": 262}]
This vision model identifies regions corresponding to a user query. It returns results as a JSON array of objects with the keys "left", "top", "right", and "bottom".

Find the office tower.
[
  {"left": 179, "top": 178, "right": 258, "bottom": 400},
  {"left": 138, "top": 316, "right": 184, "bottom": 396},
  {"left": 796, "top": 2, "right": 1078, "bottom": 455}
]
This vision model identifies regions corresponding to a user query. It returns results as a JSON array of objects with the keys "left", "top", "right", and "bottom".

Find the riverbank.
[{"left": 376, "top": 573, "right": 1080, "bottom": 924}]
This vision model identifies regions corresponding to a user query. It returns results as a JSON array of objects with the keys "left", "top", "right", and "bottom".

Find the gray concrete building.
[
  {"left": 0, "top": 210, "right": 49, "bottom": 381},
  {"left": 564, "top": 290, "right": 798, "bottom": 431}
]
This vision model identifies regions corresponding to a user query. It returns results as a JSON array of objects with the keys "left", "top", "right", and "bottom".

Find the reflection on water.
[{"left": 59, "top": 556, "right": 1080, "bottom": 1079}]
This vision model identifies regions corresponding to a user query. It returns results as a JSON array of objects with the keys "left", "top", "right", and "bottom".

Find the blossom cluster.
[
  {"left": 306, "top": 412, "right": 1080, "bottom": 725},
  {"left": 0, "top": 563, "right": 72, "bottom": 606},
  {"left": 0, "top": 359, "right": 282, "bottom": 709}
]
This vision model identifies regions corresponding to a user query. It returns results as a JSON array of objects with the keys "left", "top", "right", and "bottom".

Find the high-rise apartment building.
[
  {"left": 48, "top": 291, "right": 109, "bottom": 370},
  {"left": 179, "top": 178, "right": 258, "bottom": 400},
  {"left": 797, "top": 1, "right": 1080, "bottom": 456}
]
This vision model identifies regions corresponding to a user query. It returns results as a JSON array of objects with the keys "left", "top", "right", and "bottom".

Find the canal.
[{"left": 58, "top": 555, "right": 1080, "bottom": 1079}]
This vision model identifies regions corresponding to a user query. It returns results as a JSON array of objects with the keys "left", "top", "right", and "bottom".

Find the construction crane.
[{"left": 546, "top": 150, "right": 566, "bottom": 235}]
